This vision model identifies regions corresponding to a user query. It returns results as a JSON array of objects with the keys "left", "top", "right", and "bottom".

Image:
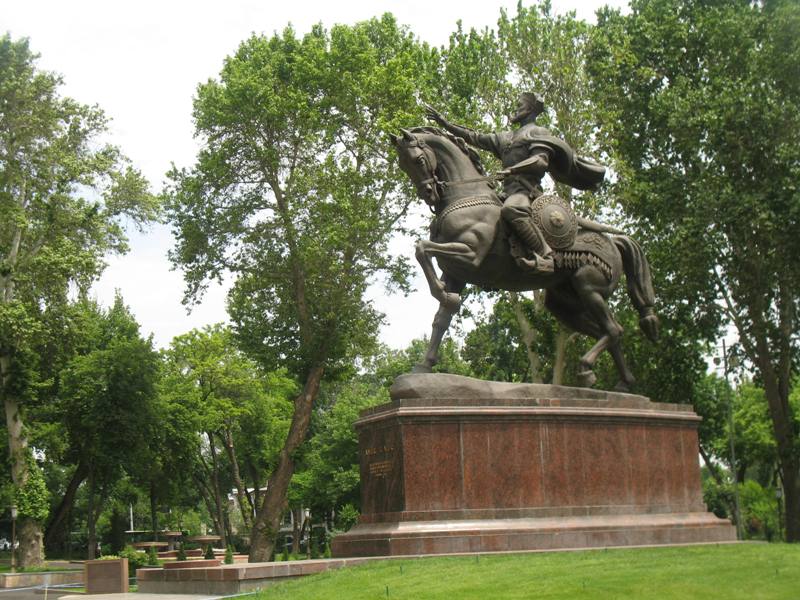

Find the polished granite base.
[{"left": 331, "top": 374, "right": 735, "bottom": 557}]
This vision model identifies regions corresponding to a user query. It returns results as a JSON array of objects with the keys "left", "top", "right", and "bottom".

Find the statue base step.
[{"left": 332, "top": 512, "right": 734, "bottom": 557}]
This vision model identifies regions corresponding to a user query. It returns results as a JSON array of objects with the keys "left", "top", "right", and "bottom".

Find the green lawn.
[
  {"left": 0, "top": 565, "right": 81, "bottom": 573},
  {"left": 257, "top": 543, "right": 799, "bottom": 600}
]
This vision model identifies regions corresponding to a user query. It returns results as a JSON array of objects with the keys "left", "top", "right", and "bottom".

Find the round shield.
[{"left": 531, "top": 193, "right": 578, "bottom": 250}]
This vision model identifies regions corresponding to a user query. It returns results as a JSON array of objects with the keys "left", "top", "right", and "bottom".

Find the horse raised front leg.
[
  {"left": 415, "top": 239, "right": 477, "bottom": 310},
  {"left": 414, "top": 275, "right": 466, "bottom": 373}
]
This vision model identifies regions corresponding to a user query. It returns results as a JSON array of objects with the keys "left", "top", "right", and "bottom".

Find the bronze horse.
[{"left": 391, "top": 127, "right": 659, "bottom": 391}]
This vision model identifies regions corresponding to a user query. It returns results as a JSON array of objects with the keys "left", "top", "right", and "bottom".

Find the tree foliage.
[
  {"left": 160, "top": 325, "right": 294, "bottom": 542},
  {"left": 0, "top": 35, "right": 157, "bottom": 565},
  {"left": 55, "top": 296, "right": 161, "bottom": 558},
  {"left": 165, "top": 15, "right": 435, "bottom": 560},
  {"left": 588, "top": 0, "right": 800, "bottom": 539}
]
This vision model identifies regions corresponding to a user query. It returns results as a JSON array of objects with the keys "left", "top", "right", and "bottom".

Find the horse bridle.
[
  {"left": 407, "top": 135, "right": 500, "bottom": 214},
  {"left": 405, "top": 137, "right": 442, "bottom": 213}
]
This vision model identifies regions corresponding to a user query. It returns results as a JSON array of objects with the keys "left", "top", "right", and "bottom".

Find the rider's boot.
[{"left": 510, "top": 217, "right": 554, "bottom": 273}]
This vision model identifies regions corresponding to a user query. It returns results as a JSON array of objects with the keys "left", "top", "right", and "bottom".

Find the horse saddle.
[{"left": 507, "top": 193, "right": 614, "bottom": 279}]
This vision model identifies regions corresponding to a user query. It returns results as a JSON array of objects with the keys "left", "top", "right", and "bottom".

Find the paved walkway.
[{"left": 0, "top": 588, "right": 74, "bottom": 600}]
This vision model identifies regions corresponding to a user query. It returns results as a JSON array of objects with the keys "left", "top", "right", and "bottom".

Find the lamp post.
[{"left": 10, "top": 505, "right": 17, "bottom": 573}]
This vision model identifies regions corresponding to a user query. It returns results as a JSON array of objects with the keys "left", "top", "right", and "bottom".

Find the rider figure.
[{"left": 426, "top": 92, "right": 605, "bottom": 274}]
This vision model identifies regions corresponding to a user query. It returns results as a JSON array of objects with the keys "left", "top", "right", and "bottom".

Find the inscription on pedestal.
[
  {"left": 369, "top": 460, "right": 393, "bottom": 477},
  {"left": 360, "top": 428, "right": 403, "bottom": 515},
  {"left": 365, "top": 446, "right": 395, "bottom": 478}
]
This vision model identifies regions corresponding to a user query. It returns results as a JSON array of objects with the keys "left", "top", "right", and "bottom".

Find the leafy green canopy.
[
  {"left": 0, "top": 35, "right": 158, "bottom": 342},
  {"left": 587, "top": 0, "right": 800, "bottom": 539},
  {"left": 60, "top": 297, "right": 161, "bottom": 485},
  {"left": 166, "top": 16, "right": 436, "bottom": 379},
  {"left": 0, "top": 34, "right": 157, "bottom": 564},
  {"left": 588, "top": 0, "right": 800, "bottom": 347}
]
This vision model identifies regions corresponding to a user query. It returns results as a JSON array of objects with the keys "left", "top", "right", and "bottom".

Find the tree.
[
  {"left": 160, "top": 326, "right": 294, "bottom": 543},
  {"left": 588, "top": 0, "right": 800, "bottom": 539},
  {"left": 0, "top": 35, "right": 157, "bottom": 565},
  {"left": 58, "top": 296, "right": 161, "bottom": 559},
  {"left": 166, "top": 16, "right": 434, "bottom": 560},
  {"left": 463, "top": 294, "right": 555, "bottom": 382},
  {"left": 289, "top": 380, "right": 387, "bottom": 528}
]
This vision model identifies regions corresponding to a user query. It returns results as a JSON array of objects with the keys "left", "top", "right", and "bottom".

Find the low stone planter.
[
  {"left": 161, "top": 559, "right": 221, "bottom": 569},
  {"left": 0, "top": 571, "right": 82, "bottom": 589},
  {"left": 85, "top": 558, "right": 128, "bottom": 594},
  {"left": 138, "top": 559, "right": 371, "bottom": 595},
  {"left": 158, "top": 549, "right": 203, "bottom": 559}
]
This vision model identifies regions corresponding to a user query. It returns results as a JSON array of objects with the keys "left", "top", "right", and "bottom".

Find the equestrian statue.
[{"left": 390, "top": 92, "right": 660, "bottom": 392}]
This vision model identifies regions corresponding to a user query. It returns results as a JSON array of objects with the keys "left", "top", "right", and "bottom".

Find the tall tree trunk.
[
  {"left": 291, "top": 507, "right": 301, "bottom": 555},
  {"left": 149, "top": 480, "right": 158, "bottom": 540},
  {"left": 508, "top": 292, "right": 542, "bottom": 383},
  {"left": 782, "top": 461, "right": 800, "bottom": 542},
  {"left": 551, "top": 328, "right": 572, "bottom": 385},
  {"left": 249, "top": 364, "right": 324, "bottom": 562},
  {"left": 744, "top": 286, "right": 799, "bottom": 541},
  {"left": 1, "top": 354, "right": 43, "bottom": 567},
  {"left": 86, "top": 469, "right": 97, "bottom": 559},
  {"left": 45, "top": 461, "right": 88, "bottom": 551},
  {"left": 248, "top": 461, "right": 262, "bottom": 513},
  {"left": 699, "top": 446, "right": 724, "bottom": 485},
  {"left": 206, "top": 433, "right": 228, "bottom": 546},
  {"left": 195, "top": 475, "right": 224, "bottom": 539},
  {"left": 221, "top": 427, "right": 251, "bottom": 530},
  {"left": 760, "top": 365, "right": 800, "bottom": 541}
]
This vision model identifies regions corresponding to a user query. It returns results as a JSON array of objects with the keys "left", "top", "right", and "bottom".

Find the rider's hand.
[{"left": 423, "top": 103, "right": 445, "bottom": 125}]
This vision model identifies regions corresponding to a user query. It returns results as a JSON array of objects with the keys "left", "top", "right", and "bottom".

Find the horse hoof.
[
  {"left": 577, "top": 370, "right": 597, "bottom": 388},
  {"left": 614, "top": 380, "right": 632, "bottom": 393},
  {"left": 412, "top": 363, "right": 433, "bottom": 374}
]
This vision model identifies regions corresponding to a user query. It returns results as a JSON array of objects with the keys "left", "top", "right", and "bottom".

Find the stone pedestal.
[{"left": 332, "top": 374, "right": 735, "bottom": 557}]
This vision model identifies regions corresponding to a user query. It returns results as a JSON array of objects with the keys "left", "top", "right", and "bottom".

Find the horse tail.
[{"left": 613, "top": 235, "right": 659, "bottom": 342}]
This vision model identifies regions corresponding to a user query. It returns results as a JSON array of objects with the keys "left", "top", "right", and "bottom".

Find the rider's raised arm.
[
  {"left": 425, "top": 104, "right": 503, "bottom": 157},
  {"left": 441, "top": 122, "right": 503, "bottom": 157}
]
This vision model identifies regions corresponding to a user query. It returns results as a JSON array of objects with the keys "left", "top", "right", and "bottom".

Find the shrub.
[
  {"left": 204, "top": 544, "right": 215, "bottom": 560},
  {"left": 739, "top": 480, "right": 780, "bottom": 541},
  {"left": 224, "top": 545, "right": 234, "bottom": 564},
  {"left": 334, "top": 504, "right": 360, "bottom": 532},
  {"left": 118, "top": 546, "right": 148, "bottom": 572},
  {"left": 703, "top": 477, "right": 782, "bottom": 541},
  {"left": 176, "top": 544, "right": 187, "bottom": 561},
  {"left": 281, "top": 546, "right": 289, "bottom": 562},
  {"left": 146, "top": 546, "right": 161, "bottom": 567},
  {"left": 702, "top": 477, "right": 733, "bottom": 519}
]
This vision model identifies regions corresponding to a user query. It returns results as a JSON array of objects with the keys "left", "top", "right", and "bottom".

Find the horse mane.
[{"left": 410, "top": 126, "right": 488, "bottom": 177}]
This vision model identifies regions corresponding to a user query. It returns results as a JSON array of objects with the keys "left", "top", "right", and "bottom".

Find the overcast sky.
[{"left": 5, "top": 0, "right": 625, "bottom": 350}]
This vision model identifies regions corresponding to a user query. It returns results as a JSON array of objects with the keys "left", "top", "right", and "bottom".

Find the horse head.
[{"left": 391, "top": 128, "right": 442, "bottom": 210}]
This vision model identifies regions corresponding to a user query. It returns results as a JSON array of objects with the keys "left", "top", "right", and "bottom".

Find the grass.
[
  {"left": 256, "top": 543, "right": 800, "bottom": 600},
  {"left": 0, "top": 565, "right": 81, "bottom": 573}
]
